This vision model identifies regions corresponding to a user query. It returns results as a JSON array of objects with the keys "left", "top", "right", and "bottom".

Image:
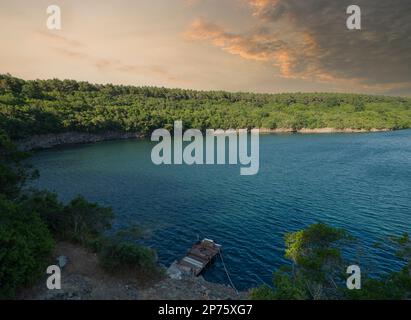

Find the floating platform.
[{"left": 167, "top": 239, "right": 222, "bottom": 279}]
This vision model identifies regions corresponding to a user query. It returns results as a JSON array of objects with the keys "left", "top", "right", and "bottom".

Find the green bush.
[
  {"left": 59, "top": 195, "right": 114, "bottom": 245},
  {"left": 98, "top": 241, "right": 158, "bottom": 275},
  {"left": 0, "top": 129, "right": 37, "bottom": 199},
  {"left": 284, "top": 223, "right": 353, "bottom": 283},
  {"left": 249, "top": 285, "right": 278, "bottom": 300},
  {"left": 21, "top": 191, "right": 114, "bottom": 246},
  {"left": 346, "top": 233, "right": 411, "bottom": 300},
  {"left": 345, "top": 267, "right": 411, "bottom": 300},
  {"left": 21, "top": 190, "right": 65, "bottom": 236},
  {"left": 0, "top": 196, "right": 54, "bottom": 299},
  {"left": 250, "top": 223, "right": 411, "bottom": 300},
  {"left": 64, "top": 196, "right": 114, "bottom": 244}
]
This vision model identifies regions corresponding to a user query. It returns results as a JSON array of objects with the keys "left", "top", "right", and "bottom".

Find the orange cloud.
[
  {"left": 185, "top": 1, "right": 411, "bottom": 94},
  {"left": 186, "top": 19, "right": 285, "bottom": 61},
  {"left": 246, "top": 0, "right": 284, "bottom": 20},
  {"left": 248, "top": 0, "right": 277, "bottom": 11},
  {"left": 185, "top": 18, "right": 324, "bottom": 79},
  {"left": 242, "top": 0, "right": 411, "bottom": 91}
]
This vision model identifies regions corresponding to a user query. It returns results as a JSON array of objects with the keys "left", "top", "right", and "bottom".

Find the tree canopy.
[
  {"left": 250, "top": 223, "right": 411, "bottom": 300},
  {"left": 1, "top": 74, "right": 410, "bottom": 140}
]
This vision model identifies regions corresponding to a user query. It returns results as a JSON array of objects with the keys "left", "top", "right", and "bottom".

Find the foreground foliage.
[
  {"left": 0, "top": 131, "right": 53, "bottom": 298},
  {"left": 250, "top": 223, "right": 411, "bottom": 300},
  {"left": 0, "top": 195, "right": 54, "bottom": 299},
  {"left": 0, "top": 130, "right": 158, "bottom": 298},
  {"left": 99, "top": 241, "right": 158, "bottom": 275}
]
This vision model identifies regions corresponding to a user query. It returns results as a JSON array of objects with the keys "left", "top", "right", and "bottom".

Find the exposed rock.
[
  {"left": 259, "top": 127, "right": 391, "bottom": 134},
  {"left": 16, "top": 128, "right": 392, "bottom": 152},
  {"left": 57, "top": 256, "right": 68, "bottom": 269},
  {"left": 17, "top": 131, "right": 145, "bottom": 151},
  {"left": 167, "top": 261, "right": 183, "bottom": 280},
  {"left": 139, "top": 275, "right": 247, "bottom": 300},
  {"left": 38, "top": 274, "right": 93, "bottom": 300}
]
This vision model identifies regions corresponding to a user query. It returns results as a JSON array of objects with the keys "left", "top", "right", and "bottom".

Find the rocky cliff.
[{"left": 17, "top": 131, "right": 144, "bottom": 151}]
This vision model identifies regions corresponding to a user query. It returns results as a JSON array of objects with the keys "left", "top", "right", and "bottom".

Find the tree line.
[{"left": 1, "top": 74, "right": 411, "bottom": 140}]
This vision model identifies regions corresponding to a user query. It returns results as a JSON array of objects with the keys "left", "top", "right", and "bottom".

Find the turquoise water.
[{"left": 29, "top": 130, "right": 411, "bottom": 289}]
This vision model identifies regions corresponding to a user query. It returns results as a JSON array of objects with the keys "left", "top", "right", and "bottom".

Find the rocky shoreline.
[
  {"left": 259, "top": 127, "right": 391, "bottom": 134},
  {"left": 17, "top": 131, "right": 145, "bottom": 151},
  {"left": 17, "top": 128, "right": 392, "bottom": 151}
]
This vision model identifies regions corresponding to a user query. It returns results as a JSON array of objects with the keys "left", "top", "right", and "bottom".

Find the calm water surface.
[{"left": 29, "top": 130, "right": 411, "bottom": 289}]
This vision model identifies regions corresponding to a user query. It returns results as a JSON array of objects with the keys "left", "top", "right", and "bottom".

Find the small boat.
[{"left": 167, "top": 239, "right": 222, "bottom": 278}]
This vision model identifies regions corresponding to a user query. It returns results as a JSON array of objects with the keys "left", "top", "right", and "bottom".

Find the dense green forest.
[{"left": 1, "top": 74, "right": 411, "bottom": 140}]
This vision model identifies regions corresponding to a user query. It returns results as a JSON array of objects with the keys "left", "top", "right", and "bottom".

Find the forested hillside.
[{"left": 1, "top": 74, "right": 411, "bottom": 139}]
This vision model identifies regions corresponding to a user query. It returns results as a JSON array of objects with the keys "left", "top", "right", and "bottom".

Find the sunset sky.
[{"left": 1, "top": 0, "right": 410, "bottom": 95}]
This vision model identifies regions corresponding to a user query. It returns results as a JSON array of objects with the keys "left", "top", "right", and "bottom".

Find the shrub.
[
  {"left": 0, "top": 129, "right": 37, "bottom": 199},
  {"left": 60, "top": 195, "right": 114, "bottom": 245},
  {"left": 98, "top": 241, "right": 158, "bottom": 275},
  {"left": 22, "top": 192, "right": 115, "bottom": 247},
  {"left": 0, "top": 196, "right": 54, "bottom": 299},
  {"left": 250, "top": 223, "right": 355, "bottom": 300},
  {"left": 249, "top": 285, "right": 277, "bottom": 300},
  {"left": 21, "top": 190, "right": 65, "bottom": 236}
]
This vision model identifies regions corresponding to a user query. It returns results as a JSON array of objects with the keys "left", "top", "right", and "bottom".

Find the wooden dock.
[{"left": 167, "top": 239, "right": 222, "bottom": 278}]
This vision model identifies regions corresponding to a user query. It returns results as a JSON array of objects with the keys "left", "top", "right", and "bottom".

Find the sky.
[{"left": 1, "top": 0, "right": 410, "bottom": 96}]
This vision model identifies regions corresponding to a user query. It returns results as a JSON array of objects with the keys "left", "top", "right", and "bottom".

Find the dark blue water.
[{"left": 29, "top": 130, "right": 411, "bottom": 290}]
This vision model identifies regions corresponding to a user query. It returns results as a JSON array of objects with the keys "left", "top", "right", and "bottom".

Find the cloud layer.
[
  {"left": 186, "top": 0, "right": 411, "bottom": 91},
  {"left": 1, "top": 0, "right": 410, "bottom": 95},
  {"left": 35, "top": 31, "right": 177, "bottom": 82}
]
